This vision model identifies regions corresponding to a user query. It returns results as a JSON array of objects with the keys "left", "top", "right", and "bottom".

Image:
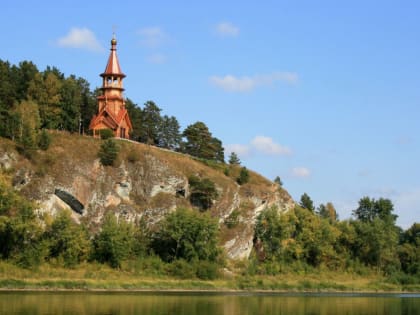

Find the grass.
[{"left": 0, "top": 261, "right": 417, "bottom": 292}]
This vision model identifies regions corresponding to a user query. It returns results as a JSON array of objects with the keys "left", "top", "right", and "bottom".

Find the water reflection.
[{"left": 0, "top": 292, "right": 419, "bottom": 315}]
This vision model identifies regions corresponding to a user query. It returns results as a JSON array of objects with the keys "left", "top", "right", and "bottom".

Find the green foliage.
[
  {"left": 99, "top": 128, "right": 114, "bottom": 140},
  {"left": 151, "top": 208, "right": 220, "bottom": 263},
  {"left": 188, "top": 175, "right": 218, "bottom": 210},
  {"left": 228, "top": 152, "right": 241, "bottom": 165},
  {"left": 237, "top": 167, "right": 249, "bottom": 185},
  {"left": 274, "top": 176, "right": 283, "bottom": 187},
  {"left": 139, "top": 100, "right": 162, "bottom": 145},
  {"left": 158, "top": 115, "right": 181, "bottom": 150},
  {"left": 255, "top": 206, "right": 343, "bottom": 270},
  {"left": 45, "top": 211, "right": 90, "bottom": 267},
  {"left": 225, "top": 209, "right": 240, "bottom": 228},
  {"left": 182, "top": 121, "right": 224, "bottom": 162},
  {"left": 37, "top": 129, "right": 51, "bottom": 150},
  {"left": 317, "top": 202, "right": 338, "bottom": 223},
  {"left": 92, "top": 212, "right": 135, "bottom": 268},
  {"left": 353, "top": 196, "right": 397, "bottom": 224},
  {"left": 351, "top": 218, "right": 400, "bottom": 273},
  {"left": 299, "top": 192, "right": 315, "bottom": 212},
  {"left": 18, "top": 123, "right": 37, "bottom": 158},
  {"left": 98, "top": 139, "right": 119, "bottom": 166}
]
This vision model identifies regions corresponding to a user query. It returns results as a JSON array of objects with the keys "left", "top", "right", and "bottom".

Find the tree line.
[
  {"left": 254, "top": 193, "right": 419, "bottom": 282},
  {"left": 0, "top": 59, "right": 224, "bottom": 162}
]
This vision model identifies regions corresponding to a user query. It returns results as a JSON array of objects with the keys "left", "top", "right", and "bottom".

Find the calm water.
[{"left": 0, "top": 291, "right": 419, "bottom": 315}]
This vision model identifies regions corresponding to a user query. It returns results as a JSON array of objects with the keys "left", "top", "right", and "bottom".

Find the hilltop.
[{"left": 0, "top": 131, "right": 294, "bottom": 260}]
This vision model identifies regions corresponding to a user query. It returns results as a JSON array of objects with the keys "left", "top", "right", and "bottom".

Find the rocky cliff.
[{"left": 0, "top": 132, "right": 295, "bottom": 260}]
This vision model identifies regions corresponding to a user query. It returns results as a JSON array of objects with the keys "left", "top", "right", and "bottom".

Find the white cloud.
[
  {"left": 138, "top": 27, "right": 166, "bottom": 47},
  {"left": 225, "top": 144, "right": 251, "bottom": 158},
  {"left": 251, "top": 136, "right": 292, "bottom": 156},
  {"left": 56, "top": 27, "right": 104, "bottom": 52},
  {"left": 226, "top": 136, "right": 291, "bottom": 159},
  {"left": 209, "top": 72, "right": 298, "bottom": 92},
  {"left": 147, "top": 53, "right": 167, "bottom": 64},
  {"left": 291, "top": 167, "right": 311, "bottom": 178},
  {"left": 215, "top": 22, "right": 240, "bottom": 37}
]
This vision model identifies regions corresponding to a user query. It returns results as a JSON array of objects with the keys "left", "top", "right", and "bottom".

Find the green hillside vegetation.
[{"left": 0, "top": 59, "right": 419, "bottom": 291}]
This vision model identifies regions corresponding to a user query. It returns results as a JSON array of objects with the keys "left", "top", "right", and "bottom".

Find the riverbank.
[{"left": 1, "top": 262, "right": 419, "bottom": 293}]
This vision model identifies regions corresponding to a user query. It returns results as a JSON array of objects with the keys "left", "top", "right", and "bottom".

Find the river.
[{"left": 0, "top": 291, "right": 419, "bottom": 315}]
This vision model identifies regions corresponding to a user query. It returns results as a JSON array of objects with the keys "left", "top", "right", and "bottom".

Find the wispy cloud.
[
  {"left": 291, "top": 167, "right": 311, "bottom": 178},
  {"left": 226, "top": 136, "right": 291, "bottom": 159},
  {"left": 147, "top": 53, "right": 167, "bottom": 64},
  {"left": 215, "top": 22, "right": 240, "bottom": 37},
  {"left": 138, "top": 27, "right": 167, "bottom": 48},
  {"left": 209, "top": 72, "right": 298, "bottom": 92},
  {"left": 56, "top": 27, "right": 104, "bottom": 52},
  {"left": 251, "top": 136, "right": 292, "bottom": 156},
  {"left": 225, "top": 144, "right": 251, "bottom": 158}
]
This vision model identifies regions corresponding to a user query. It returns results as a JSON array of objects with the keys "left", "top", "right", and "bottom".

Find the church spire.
[{"left": 102, "top": 35, "right": 125, "bottom": 78}]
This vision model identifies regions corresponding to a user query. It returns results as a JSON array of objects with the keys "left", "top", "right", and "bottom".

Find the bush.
[
  {"left": 237, "top": 167, "right": 249, "bottom": 185},
  {"left": 151, "top": 208, "right": 220, "bottom": 263},
  {"left": 126, "top": 148, "right": 140, "bottom": 163},
  {"left": 98, "top": 139, "right": 119, "bottom": 166},
  {"left": 195, "top": 260, "right": 219, "bottom": 280},
  {"left": 168, "top": 259, "right": 196, "bottom": 279},
  {"left": 92, "top": 213, "right": 134, "bottom": 268},
  {"left": 188, "top": 175, "right": 218, "bottom": 210},
  {"left": 38, "top": 129, "right": 51, "bottom": 150},
  {"left": 225, "top": 209, "right": 240, "bottom": 229},
  {"left": 99, "top": 129, "right": 114, "bottom": 140}
]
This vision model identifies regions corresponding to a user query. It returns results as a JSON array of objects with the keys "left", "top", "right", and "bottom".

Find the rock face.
[{"left": 0, "top": 134, "right": 295, "bottom": 260}]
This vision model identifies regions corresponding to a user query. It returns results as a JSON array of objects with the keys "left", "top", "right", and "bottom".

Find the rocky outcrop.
[{"left": 0, "top": 135, "right": 295, "bottom": 260}]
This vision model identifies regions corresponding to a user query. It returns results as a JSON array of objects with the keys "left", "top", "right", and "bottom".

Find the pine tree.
[
  {"left": 98, "top": 139, "right": 119, "bottom": 166},
  {"left": 228, "top": 152, "right": 241, "bottom": 165}
]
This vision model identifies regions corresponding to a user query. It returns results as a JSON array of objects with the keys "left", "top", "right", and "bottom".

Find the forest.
[{"left": 0, "top": 59, "right": 419, "bottom": 289}]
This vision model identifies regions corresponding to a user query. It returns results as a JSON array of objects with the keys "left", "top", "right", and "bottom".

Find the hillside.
[{"left": 0, "top": 131, "right": 294, "bottom": 260}]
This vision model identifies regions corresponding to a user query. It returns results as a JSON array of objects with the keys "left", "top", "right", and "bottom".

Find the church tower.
[{"left": 89, "top": 36, "right": 132, "bottom": 139}]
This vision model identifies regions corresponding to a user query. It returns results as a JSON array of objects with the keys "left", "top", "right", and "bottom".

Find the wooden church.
[{"left": 89, "top": 36, "right": 132, "bottom": 139}]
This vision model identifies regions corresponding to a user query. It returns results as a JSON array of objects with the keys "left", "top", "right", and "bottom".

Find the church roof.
[{"left": 101, "top": 37, "right": 125, "bottom": 78}]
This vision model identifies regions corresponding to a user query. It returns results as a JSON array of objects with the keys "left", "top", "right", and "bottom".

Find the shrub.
[
  {"left": 92, "top": 213, "right": 134, "bottom": 268},
  {"left": 188, "top": 175, "right": 218, "bottom": 210},
  {"left": 195, "top": 260, "right": 219, "bottom": 280},
  {"left": 151, "top": 208, "right": 220, "bottom": 263},
  {"left": 98, "top": 139, "right": 119, "bottom": 166},
  {"left": 99, "top": 129, "right": 114, "bottom": 140},
  {"left": 126, "top": 148, "right": 140, "bottom": 163},
  {"left": 225, "top": 209, "right": 240, "bottom": 229},
  {"left": 168, "top": 259, "right": 196, "bottom": 279},
  {"left": 38, "top": 129, "right": 51, "bottom": 150},
  {"left": 237, "top": 167, "right": 249, "bottom": 185}
]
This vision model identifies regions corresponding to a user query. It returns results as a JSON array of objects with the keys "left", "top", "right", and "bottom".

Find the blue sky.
[{"left": 2, "top": 1, "right": 420, "bottom": 228}]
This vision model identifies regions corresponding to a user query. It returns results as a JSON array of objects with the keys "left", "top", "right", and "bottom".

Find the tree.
[
  {"left": 27, "top": 72, "right": 62, "bottom": 129},
  {"left": 125, "top": 98, "right": 142, "bottom": 141},
  {"left": 37, "top": 129, "right": 51, "bottom": 150},
  {"left": 139, "top": 100, "right": 162, "bottom": 145},
  {"left": 182, "top": 121, "right": 224, "bottom": 161},
  {"left": 228, "top": 152, "right": 241, "bottom": 165},
  {"left": 299, "top": 193, "right": 315, "bottom": 212},
  {"left": 188, "top": 175, "right": 218, "bottom": 210},
  {"left": 237, "top": 167, "right": 249, "bottom": 185},
  {"left": 98, "top": 139, "right": 119, "bottom": 166},
  {"left": 317, "top": 202, "right": 338, "bottom": 223},
  {"left": 274, "top": 176, "right": 283, "bottom": 187},
  {"left": 92, "top": 212, "right": 134, "bottom": 268},
  {"left": 151, "top": 208, "right": 220, "bottom": 262},
  {"left": 45, "top": 210, "right": 90, "bottom": 267},
  {"left": 157, "top": 115, "right": 181, "bottom": 150},
  {"left": 353, "top": 197, "right": 397, "bottom": 224},
  {"left": 59, "top": 75, "right": 83, "bottom": 132}
]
